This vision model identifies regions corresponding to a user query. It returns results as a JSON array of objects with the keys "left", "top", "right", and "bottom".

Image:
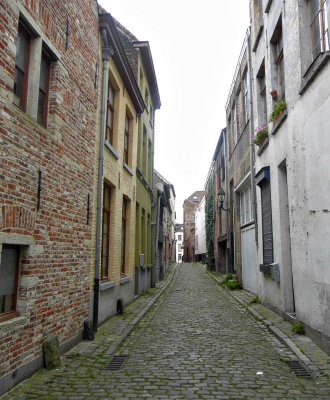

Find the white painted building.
[
  {"left": 175, "top": 224, "right": 184, "bottom": 263},
  {"left": 194, "top": 196, "right": 207, "bottom": 262},
  {"left": 250, "top": 0, "right": 330, "bottom": 351}
]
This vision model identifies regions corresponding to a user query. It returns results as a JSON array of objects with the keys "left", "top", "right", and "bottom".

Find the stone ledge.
[{"left": 100, "top": 280, "right": 116, "bottom": 291}]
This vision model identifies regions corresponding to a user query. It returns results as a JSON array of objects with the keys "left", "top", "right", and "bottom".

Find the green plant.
[
  {"left": 220, "top": 274, "right": 242, "bottom": 290},
  {"left": 252, "top": 125, "right": 268, "bottom": 146},
  {"left": 249, "top": 296, "right": 259, "bottom": 305},
  {"left": 269, "top": 99, "right": 287, "bottom": 123},
  {"left": 292, "top": 321, "right": 305, "bottom": 335}
]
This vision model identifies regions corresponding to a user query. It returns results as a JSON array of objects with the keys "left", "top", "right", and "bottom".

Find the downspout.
[
  {"left": 246, "top": 28, "right": 257, "bottom": 244},
  {"left": 151, "top": 111, "right": 156, "bottom": 284},
  {"left": 93, "top": 28, "right": 113, "bottom": 332},
  {"left": 224, "top": 129, "right": 230, "bottom": 273}
]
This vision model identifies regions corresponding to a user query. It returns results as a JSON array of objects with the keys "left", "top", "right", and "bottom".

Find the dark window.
[
  {"left": 124, "top": 115, "right": 129, "bottom": 165},
  {"left": 257, "top": 61, "right": 267, "bottom": 124},
  {"left": 121, "top": 198, "right": 128, "bottom": 275},
  {"left": 271, "top": 20, "right": 285, "bottom": 99},
  {"left": 0, "top": 245, "right": 20, "bottom": 320},
  {"left": 308, "top": 0, "right": 329, "bottom": 62},
  {"left": 14, "top": 24, "right": 31, "bottom": 110},
  {"left": 101, "top": 185, "right": 111, "bottom": 279},
  {"left": 106, "top": 81, "right": 115, "bottom": 145},
  {"left": 37, "top": 51, "right": 50, "bottom": 126},
  {"left": 260, "top": 179, "right": 273, "bottom": 264}
]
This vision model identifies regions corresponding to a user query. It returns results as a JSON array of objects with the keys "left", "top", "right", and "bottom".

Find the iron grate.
[
  {"left": 286, "top": 360, "right": 314, "bottom": 380},
  {"left": 103, "top": 355, "right": 128, "bottom": 371}
]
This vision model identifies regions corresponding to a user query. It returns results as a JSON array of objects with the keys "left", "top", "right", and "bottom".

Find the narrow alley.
[{"left": 2, "top": 263, "right": 330, "bottom": 399}]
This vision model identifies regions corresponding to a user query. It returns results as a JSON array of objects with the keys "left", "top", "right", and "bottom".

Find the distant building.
[
  {"left": 194, "top": 196, "right": 207, "bottom": 263},
  {"left": 183, "top": 191, "right": 205, "bottom": 262},
  {"left": 175, "top": 224, "right": 184, "bottom": 263}
]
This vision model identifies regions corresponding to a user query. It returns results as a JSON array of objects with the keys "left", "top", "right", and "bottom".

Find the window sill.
[
  {"left": 257, "top": 136, "right": 269, "bottom": 156},
  {"left": 271, "top": 109, "right": 287, "bottom": 136},
  {"left": 0, "top": 311, "right": 21, "bottom": 323},
  {"left": 240, "top": 220, "right": 255, "bottom": 229},
  {"left": 100, "top": 280, "right": 116, "bottom": 291},
  {"left": 120, "top": 276, "right": 130, "bottom": 285},
  {"left": 123, "top": 162, "right": 134, "bottom": 176},
  {"left": 299, "top": 51, "right": 330, "bottom": 96},
  {"left": 260, "top": 264, "right": 272, "bottom": 274},
  {"left": 105, "top": 140, "right": 119, "bottom": 159}
]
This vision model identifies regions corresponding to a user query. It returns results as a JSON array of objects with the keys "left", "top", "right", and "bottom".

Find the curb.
[
  {"left": 106, "top": 263, "right": 178, "bottom": 356},
  {"left": 201, "top": 265, "right": 314, "bottom": 369}
]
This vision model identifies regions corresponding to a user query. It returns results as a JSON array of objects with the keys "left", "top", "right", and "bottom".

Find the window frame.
[
  {"left": 14, "top": 23, "right": 31, "bottom": 111},
  {"left": 0, "top": 244, "right": 20, "bottom": 322},
  {"left": 243, "top": 70, "right": 250, "bottom": 124},
  {"left": 124, "top": 115, "right": 129, "bottom": 165},
  {"left": 308, "top": 0, "right": 329, "bottom": 62},
  {"left": 106, "top": 80, "right": 115, "bottom": 145},
  {"left": 240, "top": 186, "right": 253, "bottom": 226},
  {"left": 37, "top": 50, "right": 51, "bottom": 127},
  {"left": 101, "top": 184, "right": 111, "bottom": 280},
  {"left": 121, "top": 197, "right": 128, "bottom": 275},
  {"left": 275, "top": 31, "right": 285, "bottom": 99}
]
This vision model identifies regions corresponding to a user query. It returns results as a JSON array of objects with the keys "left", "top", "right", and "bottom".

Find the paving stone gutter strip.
[
  {"left": 106, "top": 263, "right": 178, "bottom": 356},
  {"left": 201, "top": 264, "right": 314, "bottom": 369}
]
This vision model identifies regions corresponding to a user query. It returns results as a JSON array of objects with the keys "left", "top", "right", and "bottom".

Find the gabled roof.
[
  {"left": 154, "top": 169, "right": 176, "bottom": 198},
  {"left": 98, "top": 12, "right": 145, "bottom": 114},
  {"left": 116, "top": 23, "right": 161, "bottom": 110}
]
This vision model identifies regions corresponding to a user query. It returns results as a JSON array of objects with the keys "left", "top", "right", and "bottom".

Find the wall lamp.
[{"left": 217, "top": 188, "right": 230, "bottom": 212}]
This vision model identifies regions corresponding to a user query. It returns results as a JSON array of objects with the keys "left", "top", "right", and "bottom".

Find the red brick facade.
[{"left": 0, "top": 0, "right": 99, "bottom": 392}]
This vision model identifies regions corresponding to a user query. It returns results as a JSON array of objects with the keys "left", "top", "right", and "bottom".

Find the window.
[
  {"left": 37, "top": 51, "right": 50, "bottom": 126},
  {"left": 178, "top": 235, "right": 182, "bottom": 241},
  {"left": 0, "top": 245, "right": 20, "bottom": 320},
  {"left": 240, "top": 186, "right": 253, "bottom": 226},
  {"left": 232, "top": 103, "right": 238, "bottom": 145},
  {"left": 101, "top": 184, "right": 111, "bottom": 279},
  {"left": 272, "top": 20, "right": 285, "bottom": 99},
  {"left": 256, "top": 168, "right": 273, "bottom": 265},
  {"left": 142, "top": 127, "right": 147, "bottom": 176},
  {"left": 141, "top": 208, "right": 145, "bottom": 255},
  {"left": 308, "top": 0, "right": 329, "bottom": 62},
  {"left": 148, "top": 139, "right": 152, "bottom": 184},
  {"left": 106, "top": 81, "right": 115, "bottom": 145},
  {"left": 244, "top": 71, "right": 250, "bottom": 123},
  {"left": 257, "top": 60, "right": 267, "bottom": 124},
  {"left": 13, "top": 23, "right": 31, "bottom": 110},
  {"left": 121, "top": 198, "right": 128, "bottom": 275},
  {"left": 124, "top": 115, "right": 129, "bottom": 165}
]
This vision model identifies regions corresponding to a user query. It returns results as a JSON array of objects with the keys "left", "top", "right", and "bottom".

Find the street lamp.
[{"left": 217, "top": 188, "right": 230, "bottom": 212}]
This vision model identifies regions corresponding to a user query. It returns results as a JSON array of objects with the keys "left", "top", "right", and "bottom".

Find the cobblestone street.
[{"left": 2, "top": 263, "right": 330, "bottom": 399}]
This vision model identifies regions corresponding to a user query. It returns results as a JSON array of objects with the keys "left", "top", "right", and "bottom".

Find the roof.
[
  {"left": 98, "top": 12, "right": 145, "bottom": 114},
  {"left": 154, "top": 169, "right": 176, "bottom": 198},
  {"left": 185, "top": 191, "right": 205, "bottom": 204}
]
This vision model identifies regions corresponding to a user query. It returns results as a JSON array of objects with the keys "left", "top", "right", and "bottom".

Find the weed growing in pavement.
[
  {"left": 292, "top": 321, "right": 305, "bottom": 335},
  {"left": 220, "top": 274, "right": 242, "bottom": 290},
  {"left": 141, "top": 289, "right": 152, "bottom": 297},
  {"left": 249, "top": 296, "right": 259, "bottom": 305}
]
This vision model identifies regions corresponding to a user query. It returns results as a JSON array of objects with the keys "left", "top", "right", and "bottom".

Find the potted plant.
[
  {"left": 252, "top": 124, "right": 268, "bottom": 146},
  {"left": 269, "top": 99, "right": 287, "bottom": 124}
]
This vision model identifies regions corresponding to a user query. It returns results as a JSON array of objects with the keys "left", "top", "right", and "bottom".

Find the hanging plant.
[
  {"left": 269, "top": 99, "right": 287, "bottom": 123},
  {"left": 252, "top": 124, "right": 268, "bottom": 146}
]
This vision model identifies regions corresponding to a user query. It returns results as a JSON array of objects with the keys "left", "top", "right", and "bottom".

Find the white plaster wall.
[
  {"left": 194, "top": 196, "right": 206, "bottom": 255},
  {"left": 252, "top": 0, "right": 330, "bottom": 337}
]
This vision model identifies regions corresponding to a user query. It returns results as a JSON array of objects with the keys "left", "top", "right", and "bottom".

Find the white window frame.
[{"left": 240, "top": 186, "right": 253, "bottom": 226}]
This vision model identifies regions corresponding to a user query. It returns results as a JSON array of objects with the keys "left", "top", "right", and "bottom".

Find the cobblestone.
[{"left": 2, "top": 263, "right": 330, "bottom": 399}]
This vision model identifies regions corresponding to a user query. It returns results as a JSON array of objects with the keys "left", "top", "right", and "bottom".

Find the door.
[{"left": 241, "top": 224, "right": 258, "bottom": 293}]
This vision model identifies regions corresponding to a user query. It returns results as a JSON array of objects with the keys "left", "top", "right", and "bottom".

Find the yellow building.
[
  {"left": 90, "top": 12, "right": 145, "bottom": 329},
  {"left": 116, "top": 25, "right": 161, "bottom": 294}
]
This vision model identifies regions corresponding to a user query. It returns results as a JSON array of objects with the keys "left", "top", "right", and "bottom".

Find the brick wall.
[{"left": 0, "top": 0, "right": 98, "bottom": 383}]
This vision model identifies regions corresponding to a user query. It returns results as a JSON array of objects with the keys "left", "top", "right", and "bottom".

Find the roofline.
[
  {"left": 212, "top": 127, "right": 226, "bottom": 161},
  {"left": 99, "top": 13, "right": 145, "bottom": 114},
  {"left": 225, "top": 27, "right": 250, "bottom": 111},
  {"left": 133, "top": 41, "right": 161, "bottom": 110}
]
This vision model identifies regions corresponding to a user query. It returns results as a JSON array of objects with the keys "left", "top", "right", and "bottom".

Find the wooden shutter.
[{"left": 261, "top": 180, "right": 273, "bottom": 264}]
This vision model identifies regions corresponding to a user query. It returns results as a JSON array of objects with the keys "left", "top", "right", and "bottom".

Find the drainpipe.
[
  {"left": 93, "top": 28, "right": 113, "bottom": 333},
  {"left": 246, "top": 28, "right": 257, "bottom": 244},
  {"left": 154, "top": 183, "right": 163, "bottom": 282},
  {"left": 224, "top": 129, "right": 230, "bottom": 273}
]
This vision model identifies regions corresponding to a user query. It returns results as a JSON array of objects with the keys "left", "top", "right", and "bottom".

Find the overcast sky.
[{"left": 99, "top": 0, "right": 250, "bottom": 223}]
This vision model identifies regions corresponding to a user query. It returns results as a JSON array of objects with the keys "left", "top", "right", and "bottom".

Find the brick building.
[
  {"left": 90, "top": 10, "right": 145, "bottom": 328},
  {"left": 0, "top": 0, "right": 99, "bottom": 394},
  {"left": 183, "top": 191, "right": 205, "bottom": 262}
]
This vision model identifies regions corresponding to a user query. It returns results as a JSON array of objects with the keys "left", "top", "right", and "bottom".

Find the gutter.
[{"left": 93, "top": 28, "right": 114, "bottom": 333}]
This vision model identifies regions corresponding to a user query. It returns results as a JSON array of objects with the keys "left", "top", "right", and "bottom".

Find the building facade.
[
  {"left": 175, "top": 224, "right": 184, "bottom": 263},
  {"left": 183, "top": 191, "right": 205, "bottom": 262},
  {"left": 194, "top": 196, "right": 207, "bottom": 263},
  {"left": 0, "top": 0, "right": 99, "bottom": 394},
  {"left": 90, "top": 11, "right": 145, "bottom": 327},
  {"left": 225, "top": 29, "right": 258, "bottom": 293},
  {"left": 250, "top": 0, "right": 330, "bottom": 351},
  {"left": 116, "top": 23, "right": 161, "bottom": 294}
]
